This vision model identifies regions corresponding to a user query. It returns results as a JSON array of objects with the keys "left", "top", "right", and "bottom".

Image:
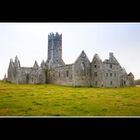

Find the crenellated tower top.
[{"left": 48, "top": 32, "right": 62, "bottom": 41}]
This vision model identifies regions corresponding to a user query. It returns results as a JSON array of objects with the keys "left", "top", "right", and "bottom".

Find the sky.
[{"left": 0, "top": 23, "right": 140, "bottom": 80}]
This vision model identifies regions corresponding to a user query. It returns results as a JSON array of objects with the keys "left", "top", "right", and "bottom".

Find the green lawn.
[{"left": 0, "top": 81, "right": 140, "bottom": 116}]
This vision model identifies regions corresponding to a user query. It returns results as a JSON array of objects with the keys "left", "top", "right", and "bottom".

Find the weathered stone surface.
[
  {"left": 6, "top": 32, "right": 135, "bottom": 87},
  {"left": 47, "top": 32, "right": 65, "bottom": 69},
  {"left": 33, "top": 61, "right": 39, "bottom": 69},
  {"left": 91, "top": 54, "right": 104, "bottom": 87},
  {"left": 73, "top": 51, "right": 91, "bottom": 86}
]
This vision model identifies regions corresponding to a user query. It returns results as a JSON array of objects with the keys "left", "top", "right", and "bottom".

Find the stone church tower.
[{"left": 46, "top": 32, "right": 65, "bottom": 68}]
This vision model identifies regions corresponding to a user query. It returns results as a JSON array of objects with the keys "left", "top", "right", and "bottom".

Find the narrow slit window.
[
  {"left": 95, "top": 81, "right": 97, "bottom": 86},
  {"left": 66, "top": 70, "right": 69, "bottom": 77},
  {"left": 81, "top": 62, "right": 86, "bottom": 75},
  {"left": 94, "top": 72, "right": 97, "bottom": 77}
]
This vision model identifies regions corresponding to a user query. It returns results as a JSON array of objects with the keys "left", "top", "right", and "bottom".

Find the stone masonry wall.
[
  {"left": 72, "top": 51, "right": 91, "bottom": 87},
  {"left": 47, "top": 64, "right": 73, "bottom": 86},
  {"left": 102, "top": 63, "right": 121, "bottom": 87}
]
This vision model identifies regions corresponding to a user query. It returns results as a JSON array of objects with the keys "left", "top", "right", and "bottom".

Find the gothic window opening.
[
  {"left": 124, "top": 81, "right": 126, "bottom": 85},
  {"left": 110, "top": 64, "right": 112, "bottom": 68},
  {"left": 53, "top": 73, "right": 55, "bottom": 77},
  {"left": 39, "top": 75, "right": 43, "bottom": 81},
  {"left": 81, "top": 62, "right": 86, "bottom": 75},
  {"left": 94, "top": 72, "right": 97, "bottom": 77},
  {"left": 66, "top": 70, "right": 69, "bottom": 77},
  {"left": 81, "top": 62, "right": 85, "bottom": 70},
  {"left": 95, "top": 81, "right": 97, "bottom": 86},
  {"left": 26, "top": 74, "right": 29, "bottom": 83}
]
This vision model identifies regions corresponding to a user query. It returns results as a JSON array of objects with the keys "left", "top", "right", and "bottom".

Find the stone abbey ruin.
[{"left": 7, "top": 32, "right": 135, "bottom": 87}]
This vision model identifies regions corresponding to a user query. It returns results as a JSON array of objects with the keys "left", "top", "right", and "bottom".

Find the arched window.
[
  {"left": 81, "top": 62, "right": 85, "bottom": 70},
  {"left": 26, "top": 74, "right": 29, "bottom": 83},
  {"left": 124, "top": 81, "right": 126, "bottom": 85},
  {"left": 66, "top": 70, "right": 69, "bottom": 77},
  {"left": 81, "top": 62, "right": 86, "bottom": 75},
  {"left": 94, "top": 72, "right": 97, "bottom": 77},
  {"left": 59, "top": 72, "right": 60, "bottom": 78},
  {"left": 95, "top": 81, "right": 98, "bottom": 86}
]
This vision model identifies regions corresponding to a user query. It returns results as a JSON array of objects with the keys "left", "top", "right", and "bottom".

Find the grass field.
[{"left": 0, "top": 81, "right": 140, "bottom": 116}]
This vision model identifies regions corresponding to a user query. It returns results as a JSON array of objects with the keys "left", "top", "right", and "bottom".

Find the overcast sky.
[{"left": 0, "top": 23, "right": 140, "bottom": 80}]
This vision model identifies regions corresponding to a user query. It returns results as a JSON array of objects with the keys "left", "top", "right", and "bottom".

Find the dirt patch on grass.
[
  {"left": 0, "top": 108, "right": 12, "bottom": 115},
  {"left": 32, "top": 101, "right": 42, "bottom": 105}
]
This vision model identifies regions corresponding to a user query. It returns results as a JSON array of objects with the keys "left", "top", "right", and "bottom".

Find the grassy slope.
[{"left": 0, "top": 81, "right": 140, "bottom": 116}]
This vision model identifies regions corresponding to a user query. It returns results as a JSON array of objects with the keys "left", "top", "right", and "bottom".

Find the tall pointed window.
[
  {"left": 26, "top": 74, "right": 29, "bottom": 83},
  {"left": 94, "top": 72, "right": 97, "bottom": 77},
  {"left": 66, "top": 70, "right": 69, "bottom": 77},
  {"left": 81, "top": 62, "right": 86, "bottom": 75},
  {"left": 95, "top": 81, "right": 98, "bottom": 86}
]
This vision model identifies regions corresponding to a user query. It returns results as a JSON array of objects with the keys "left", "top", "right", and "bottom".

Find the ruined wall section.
[
  {"left": 72, "top": 51, "right": 91, "bottom": 86},
  {"left": 7, "top": 58, "right": 47, "bottom": 84},
  {"left": 126, "top": 72, "right": 135, "bottom": 86},
  {"left": 91, "top": 54, "right": 104, "bottom": 87},
  {"left": 103, "top": 62, "right": 121, "bottom": 87},
  {"left": 7, "top": 56, "right": 20, "bottom": 83},
  {"left": 7, "top": 58, "right": 15, "bottom": 82},
  {"left": 102, "top": 53, "right": 122, "bottom": 87},
  {"left": 16, "top": 67, "right": 32, "bottom": 84},
  {"left": 47, "top": 64, "right": 73, "bottom": 86},
  {"left": 16, "top": 67, "right": 47, "bottom": 84}
]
